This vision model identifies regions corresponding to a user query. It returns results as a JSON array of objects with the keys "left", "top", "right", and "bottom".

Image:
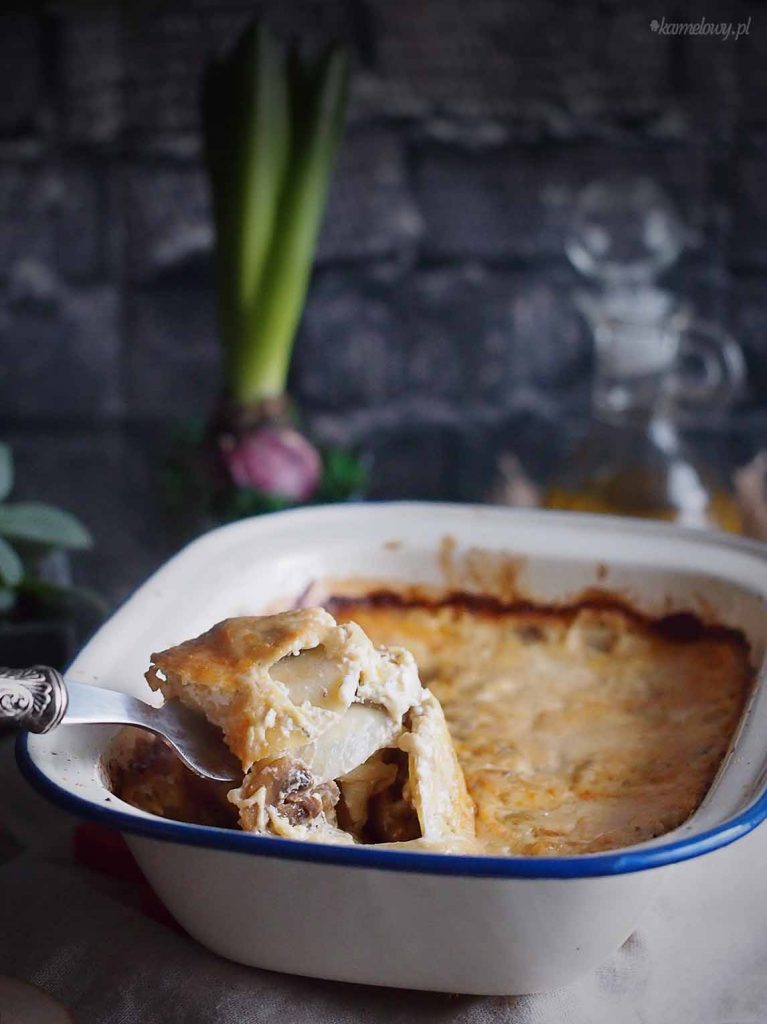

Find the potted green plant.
[
  {"left": 0, "top": 444, "right": 101, "bottom": 669},
  {"left": 167, "top": 21, "right": 365, "bottom": 527}
]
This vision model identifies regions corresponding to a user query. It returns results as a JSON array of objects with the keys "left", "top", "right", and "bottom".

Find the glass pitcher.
[
  {"left": 545, "top": 175, "right": 746, "bottom": 532},
  {"left": 545, "top": 296, "right": 746, "bottom": 530}
]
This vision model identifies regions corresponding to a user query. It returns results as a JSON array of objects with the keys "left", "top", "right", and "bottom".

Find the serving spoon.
[{"left": 0, "top": 665, "right": 241, "bottom": 782}]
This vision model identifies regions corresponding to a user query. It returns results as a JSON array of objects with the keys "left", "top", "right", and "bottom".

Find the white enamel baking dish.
[{"left": 18, "top": 504, "right": 767, "bottom": 994}]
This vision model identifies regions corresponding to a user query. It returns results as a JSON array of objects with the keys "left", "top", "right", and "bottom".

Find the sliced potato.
[{"left": 296, "top": 703, "right": 401, "bottom": 783}]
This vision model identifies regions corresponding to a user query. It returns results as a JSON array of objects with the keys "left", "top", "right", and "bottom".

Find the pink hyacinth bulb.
[{"left": 220, "top": 426, "right": 322, "bottom": 502}]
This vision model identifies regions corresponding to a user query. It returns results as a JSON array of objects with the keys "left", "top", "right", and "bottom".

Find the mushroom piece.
[{"left": 229, "top": 757, "right": 339, "bottom": 832}]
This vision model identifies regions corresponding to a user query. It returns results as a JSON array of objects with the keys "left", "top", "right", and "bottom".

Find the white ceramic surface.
[{"left": 20, "top": 504, "right": 767, "bottom": 994}]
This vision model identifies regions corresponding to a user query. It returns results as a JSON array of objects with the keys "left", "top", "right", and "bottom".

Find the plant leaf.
[
  {"left": 0, "top": 503, "right": 92, "bottom": 550},
  {"left": 233, "top": 26, "right": 289, "bottom": 348},
  {"left": 317, "top": 448, "right": 367, "bottom": 502},
  {"left": 235, "top": 41, "right": 350, "bottom": 402},
  {"left": 0, "top": 536, "right": 22, "bottom": 586},
  {"left": 204, "top": 23, "right": 290, "bottom": 395},
  {"left": 0, "top": 444, "right": 13, "bottom": 502}
]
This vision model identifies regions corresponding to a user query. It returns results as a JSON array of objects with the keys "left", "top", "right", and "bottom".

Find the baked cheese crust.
[
  {"left": 332, "top": 599, "right": 752, "bottom": 855},
  {"left": 145, "top": 608, "right": 421, "bottom": 771}
]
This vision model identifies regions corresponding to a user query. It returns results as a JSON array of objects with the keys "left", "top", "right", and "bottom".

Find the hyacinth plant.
[{"left": 167, "top": 21, "right": 365, "bottom": 524}]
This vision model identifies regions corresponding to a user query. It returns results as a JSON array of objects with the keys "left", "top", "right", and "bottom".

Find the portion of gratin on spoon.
[{"left": 111, "top": 608, "right": 476, "bottom": 851}]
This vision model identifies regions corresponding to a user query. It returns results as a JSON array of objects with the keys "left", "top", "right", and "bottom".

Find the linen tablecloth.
[{"left": 1, "top": 734, "right": 765, "bottom": 1024}]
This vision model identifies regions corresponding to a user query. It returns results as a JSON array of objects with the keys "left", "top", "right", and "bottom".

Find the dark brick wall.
[
  {"left": 1, "top": 0, "right": 766, "bottom": 446},
  {"left": 2, "top": 0, "right": 766, "bottom": 607}
]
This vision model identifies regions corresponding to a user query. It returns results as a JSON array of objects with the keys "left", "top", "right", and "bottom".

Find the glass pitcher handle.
[{"left": 666, "top": 319, "right": 745, "bottom": 410}]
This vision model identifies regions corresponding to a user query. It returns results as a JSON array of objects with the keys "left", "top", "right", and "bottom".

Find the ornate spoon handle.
[{"left": 0, "top": 666, "right": 68, "bottom": 733}]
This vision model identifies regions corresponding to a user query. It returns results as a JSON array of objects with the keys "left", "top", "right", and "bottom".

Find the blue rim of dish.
[{"left": 16, "top": 731, "right": 767, "bottom": 878}]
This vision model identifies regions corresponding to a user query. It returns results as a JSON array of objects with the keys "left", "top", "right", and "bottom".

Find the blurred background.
[{"left": 1, "top": 0, "right": 766, "bottom": 623}]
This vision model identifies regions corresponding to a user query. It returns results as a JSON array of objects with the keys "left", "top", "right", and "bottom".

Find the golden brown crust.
[
  {"left": 334, "top": 598, "right": 752, "bottom": 856},
  {"left": 148, "top": 609, "right": 335, "bottom": 690},
  {"left": 145, "top": 609, "right": 369, "bottom": 769}
]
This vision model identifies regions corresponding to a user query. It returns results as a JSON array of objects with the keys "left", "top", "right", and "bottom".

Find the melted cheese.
[{"left": 333, "top": 601, "right": 752, "bottom": 855}]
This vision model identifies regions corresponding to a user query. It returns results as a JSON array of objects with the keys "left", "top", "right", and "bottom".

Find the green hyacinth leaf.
[{"left": 236, "top": 44, "right": 350, "bottom": 402}]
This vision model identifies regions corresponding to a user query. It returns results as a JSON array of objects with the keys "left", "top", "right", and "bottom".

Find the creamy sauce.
[{"left": 332, "top": 599, "right": 752, "bottom": 855}]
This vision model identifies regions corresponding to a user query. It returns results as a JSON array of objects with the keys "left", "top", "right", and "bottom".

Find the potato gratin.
[
  {"left": 332, "top": 596, "right": 752, "bottom": 855},
  {"left": 110, "top": 597, "right": 752, "bottom": 857}
]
